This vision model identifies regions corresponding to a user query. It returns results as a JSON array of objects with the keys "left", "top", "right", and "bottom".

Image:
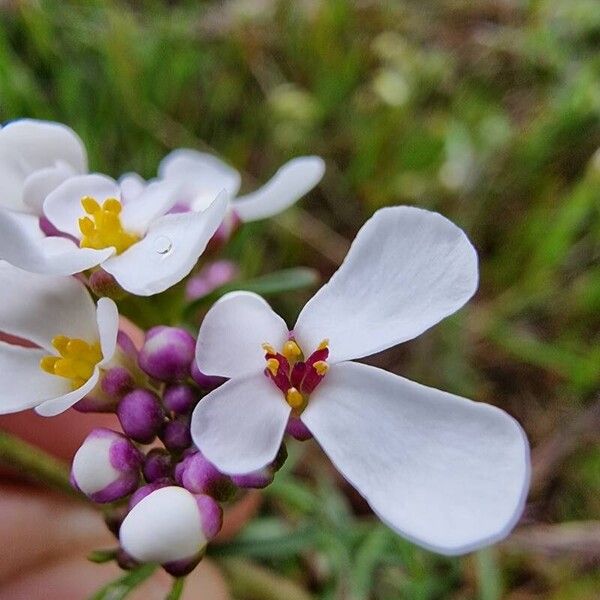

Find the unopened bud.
[
  {"left": 117, "top": 389, "right": 165, "bottom": 444},
  {"left": 139, "top": 326, "right": 195, "bottom": 382}
]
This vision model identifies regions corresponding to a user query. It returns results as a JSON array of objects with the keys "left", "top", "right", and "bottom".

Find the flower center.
[
  {"left": 40, "top": 335, "right": 102, "bottom": 390},
  {"left": 262, "top": 338, "right": 329, "bottom": 413},
  {"left": 78, "top": 196, "right": 139, "bottom": 254}
]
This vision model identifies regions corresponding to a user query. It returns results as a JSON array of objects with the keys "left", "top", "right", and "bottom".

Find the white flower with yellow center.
[
  {"left": 0, "top": 173, "right": 228, "bottom": 296},
  {"left": 0, "top": 263, "right": 118, "bottom": 417},
  {"left": 191, "top": 206, "right": 530, "bottom": 556},
  {"left": 0, "top": 118, "right": 87, "bottom": 215}
]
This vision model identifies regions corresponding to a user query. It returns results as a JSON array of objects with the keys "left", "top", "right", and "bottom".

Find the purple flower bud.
[
  {"left": 101, "top": 366, "right": 134, "bottom": 398},
  {"left": 139, "top": 326, "right": 196, "bottom": 382},
  {"left": 116, "top": 548, "right": 139, "bottom": 571},
  {"left": 185, "top": 259, "right": 239, "bottom": 301},
  {"left": 88, "top": 268, "right": 127, "bottom": 299},
  {"left": 143, "top": 448, "right": 172, "bottom": 483},
  {"left": 117, "top": 389, "right": 165, "bottom": 444},
  {"left": 129, "top": 480, "right": 171, "bottom": 510},
  {"left": 177, "top": 451, "right": 234, "bottom": 501},
  {"left": 163, "top": 384, "right": 198, "bottom": 414},
  {"left": 160, "top": 416, "right": 192, "bottom": 452},
  {"left": 191, "top": 360, "right": 227, "bottom": 390},
  {"left": 71, "top": 428, "right": 142, "bottom": 503},
  {"left": 120, "top": 487, "right": 220, "bottom": 568},
  {"left": 286, "top": 416, "right": 313, "bottom": 441},
  {"left": 73, "top": 390, "right": 118, "bottom": 413},
  {"left": 231, "top": 467, "right": 274, "bottom": 489},
  {"left": 117, "top": 330, "right": 139, "bottom": 361}
]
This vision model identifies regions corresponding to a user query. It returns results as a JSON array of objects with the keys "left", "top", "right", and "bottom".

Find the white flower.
[
  {"left": 155, "top": 148, "right": 325, "bottom": 222},
  {"left": 0, "top": 118, "right": 87, "bottom": 215},
  {"left": 0, "top": 263, "right": 118, "bottom": 416},
  {"left": 0, "top": 173, "right": 228, "bottom": 296},
  {"left": 190, "top": 206, "right": 530, "bottom": 555}
]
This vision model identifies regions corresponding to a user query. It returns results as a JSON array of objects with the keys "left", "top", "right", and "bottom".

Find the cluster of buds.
[{"left": 69, "top": 325, "right": 287, "bottom": 575}]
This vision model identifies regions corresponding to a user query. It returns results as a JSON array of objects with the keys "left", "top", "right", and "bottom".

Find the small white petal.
[
  {"left": 302, "top": 362, "right": 530, "bottom": 555},
  {"left": 120, "top": 179, "right": 181, "bottom": 234},
  {"left": 0, "top": 209, "right": 112, "bottom": 276},
  {"left": 191, "top": 372, "right": 290, "bottom": 474},
  {"left": 120, "top": 487, "right": 206, "bottom": 564},
  {"left": 72, "top": 435, "right": 120, "bottom": 495},
  {"left": 35, "top": 367, "right": 100, "bottom": 417},
  {"left": 0, "top": 262, "right": 99, "bottom": 350},
  {"left": 119, "top": 172, "right": 147, "bottom": 203},
  {"left": 96, "top": 298, "right": 119, "bottom": 365},
  {"left": 102, "top": 191, "right": 228, "bottom": 296},
  {"left": 196, "top": 291, "right": 289, "bottom": 379},
  {"left": 0, "top": 343, "right": 70, "bottom": 414},
  {"left": 159, "top": 148, "right": 241, "bottom": 204},
  {"left": 232, "top": 156, "right": 325, "bottom": 222},
  {"left": 295, "top": 206, "right": 478, "bottom": 363},
  {"left": 22, "top": 162, "right": 77, "bottom": 215},
  {"left": 44, "top": 173, "right": 120, "bottom": 238}
]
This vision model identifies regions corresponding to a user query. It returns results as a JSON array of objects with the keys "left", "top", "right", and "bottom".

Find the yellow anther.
[
  {"left": 261, "top": 343, "right": 276, "bottom": 355},
  {"left": 317, "top": 339, "right": 329, "bottom": 350},
  {"left": 286, "top": 387, "right": 305, "bottom": 410},
  {"left": 313, "top": 361, "right": 329, "bottom": 376},
  {"left": 266, "top": 358, "right": 280, "bottom": 376},
  {"left": 40, "top": 335, "right": 102, "bottom": 390},
  {"left": 283, "top": 340, "right": 302, "bottom": 362},
  {"left": 78, "top": 196, "right": 139, "bottom": 255}
]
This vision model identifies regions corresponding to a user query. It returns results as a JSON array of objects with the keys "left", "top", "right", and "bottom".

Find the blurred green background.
[{"left": 1, "top": 1, "right": 599, "bottom": 598}]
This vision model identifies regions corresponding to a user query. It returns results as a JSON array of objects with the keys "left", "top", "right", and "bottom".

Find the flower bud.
[
  {"left": 101, "top": 366, "right": 134, "bottom": 398},
  {"left": 88, "top": 268, "right": 127, "bottom": 300},
  {"left": 73, "top": 389, "right": 118, "bottom": 413},
  {"left": 286, "top": 416, "right": 313, "bottom": 441},
  {"left": 231, "top": 468, "right": 274, "bottom": 489},
  {"left": 129, "top": 480, "right": 171, "bottom": 509},
  {"left": 185, "top": 260, "right": 239, "bottom": 301},
  {"left": 191, "top": 360, "right": 227, "bottom": 391},
  {"left": 160, "top": 416, "right": 192, "bottom": 452},
  {"left": 139, "top": 326, "right": 195, "bottom": 381},
  {"left": 120, "top": 487, "right": 222, "bottom": 570},
  {"left": 117, "top": 389, "right": 165, "bottom": 444},
  {"left": 143, "top": 448, "right": 172, "bottom": 483},
  {"left": 163, "top": 384, "right": 198, "bottom": 414},
  {"left": 71, "top": 428, "right": 142, "bottom": 503},
  {"left": 176, "top": 451, "right": 234, "bottom": 501}
]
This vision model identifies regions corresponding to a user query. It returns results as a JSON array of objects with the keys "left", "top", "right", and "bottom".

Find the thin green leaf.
[
  {"left": 165, "top": 577, "right": 186, "bottom": 600},
  {"left": 89, "top": 563, "right": 157, "bottom": 600},
  {"left": 88, "top": 548, "right": 118, "bottom": 564}
]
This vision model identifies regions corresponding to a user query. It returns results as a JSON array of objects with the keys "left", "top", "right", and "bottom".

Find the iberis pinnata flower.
[
  {"left": 0, "top": 263, "right": 118, "bottom": 416},
  {"left": 191, "top": 206, "right": 530, "bottom": 555},
  {"left": 0, "top": 173, "right": 228, "bottom": 295},
  {"left": 0, "top": 118, "right": 87, "bottom": 215},
  {"left": 121, "top": 148, "right": 325, "bottom": 240}
]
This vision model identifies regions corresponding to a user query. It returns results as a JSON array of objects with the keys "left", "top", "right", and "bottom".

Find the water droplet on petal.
[{"left": 154, "top": 236, "right": 172, "bottom": 255}]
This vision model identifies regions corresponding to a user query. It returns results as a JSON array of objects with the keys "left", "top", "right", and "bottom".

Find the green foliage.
[{"left": 1, "top": 1, "right": 598, "bottom": 598}]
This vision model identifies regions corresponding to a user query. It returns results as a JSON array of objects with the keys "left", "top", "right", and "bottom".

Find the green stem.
[
  {"left": 0, "top": 430, "right": 79, "bottom": 498},
  {"left": 165, "top": 577, "right": 186, "bottom": 600},
  {"left": 218, "top": 557, "right": 314, "bottom": 600}
]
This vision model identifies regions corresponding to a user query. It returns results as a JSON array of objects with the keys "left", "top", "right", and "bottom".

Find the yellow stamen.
[
  {"left": 283, "top": 340, "right": 302, "bottom": 362},
  {"left": 313, "top": 361, "right": 329, "bottom": 376},
  {"left": 41, "top": 335, "right": 102, "bottom": 390},
  {"left": 286, "top": 387, "right": 305, "bottom": 410},
  {"left": 317, "top": 339, "right": 329, "bottom": 350},
  {"left": 266, "top": 358, "right": 280, "bottom": 376},
  {"left": 78, "top": 196, "right": 139, "bottom": 254},
  {"left": 261, "top": 343, "right": 276, "bottom": 355}
]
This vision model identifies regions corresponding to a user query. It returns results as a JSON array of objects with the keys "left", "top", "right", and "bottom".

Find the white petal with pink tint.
[
  {"left": 195, "top": 292, "right": 288, "bottom": 379},
  {"left": 295, "top": 206, "right": 478, "bottom": 364},
  {"left": 191, "top": 372, "right": 291, "bottom": 474},
  {"left": 302, "top": 361, "right": 530, "bottom": 555}
]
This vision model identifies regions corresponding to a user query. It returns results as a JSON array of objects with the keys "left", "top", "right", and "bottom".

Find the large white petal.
[
  {"left": 159, "top": 148, "right": 241, "bottom": 201},
  {"left": 232, "top": 156, "right": 325, "bottom": 222},
  {"left": 196, "top": 291, "right": 289, "bottom": 379},
  {"left": 102, "top": 191, "right": 228, "bottom": 296},
  {"left": 0, "top": 209, "right": 111, "bottom": 275},
  {"left": 35, "top": 367, "right": 100, "bottom": 417},
  {"left": 0, "top": 152, "right": 29, "bottom": 212},
  {"left": 0, "top": 262, "right": 98, "bottom": 351},
  {"left": 302, "top": 362, "right": 530, "bottom": 555},
  {"left": 295, "top": 206, "right": 478, "bottom": 363},
  {"left": 22, "top": 162, "right": 76, "bottom": 215},
  {"left": 120, "top": 178, "right": 181, "bottom": 234},
  {"left": 0, "top": 342, "right": 70, "bottom": 414},
  {"left": 96, "top": 298, "right": 119, "bottom": 364},
  {"left": 0, "top": 119, "right": 87, "bottom": 174},
  {"left": 44, "top": 173, "right": 120, "bottom": 238},
  {"left": 191, "top": 372, "right": 291, "bottom": 475}
]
